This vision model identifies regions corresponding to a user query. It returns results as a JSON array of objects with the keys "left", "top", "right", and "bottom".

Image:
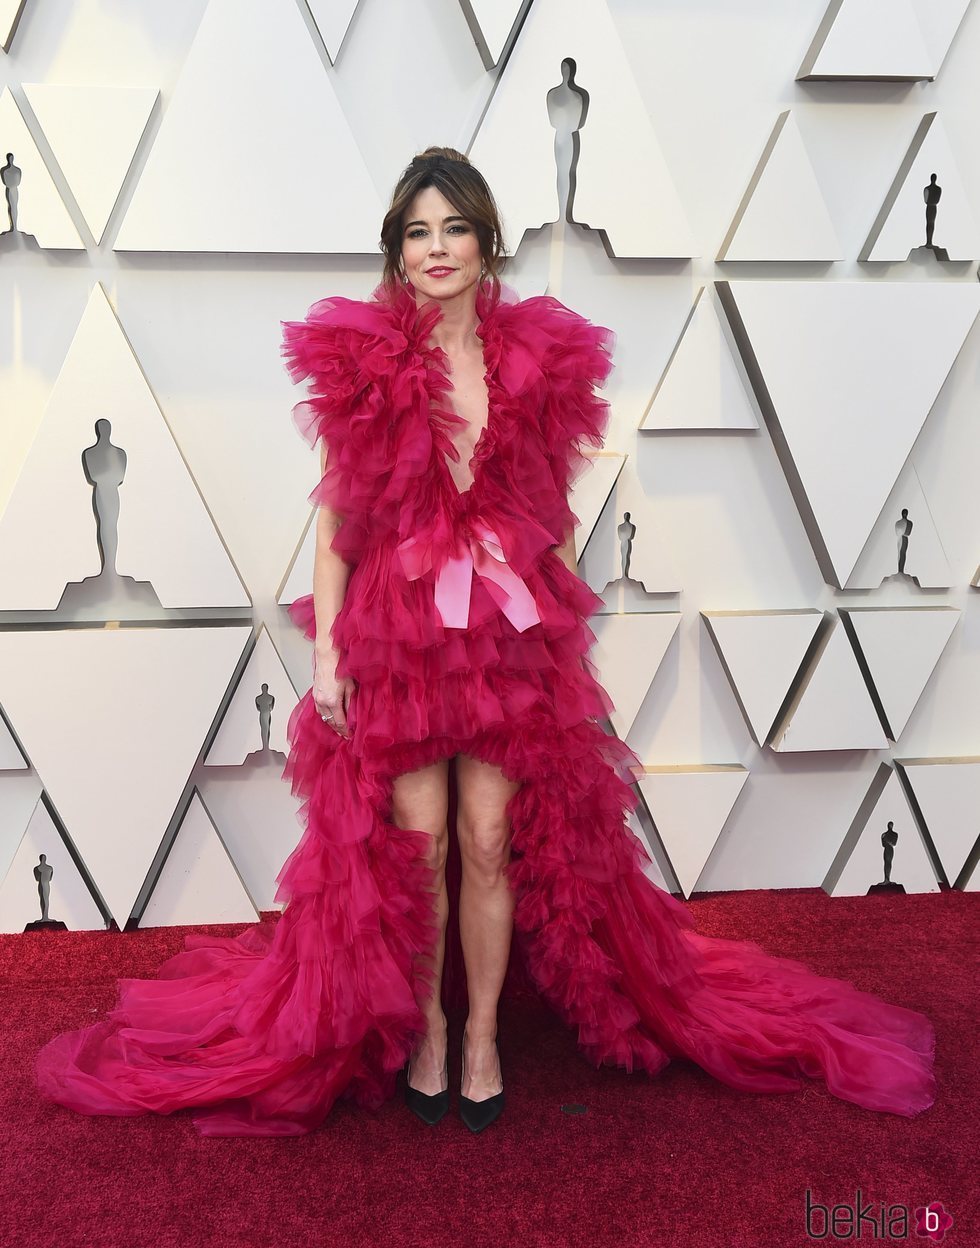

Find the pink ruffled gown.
[{"left": 35, "top": 279, "right": 937, "bottom": 1135}]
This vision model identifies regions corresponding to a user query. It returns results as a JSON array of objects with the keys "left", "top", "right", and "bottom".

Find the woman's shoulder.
[
  {"left": 495, "top": 290, "right": 617, "bottom": 392},
  {"left": 280, "top": 287, "right": 412, "bottom": 396}
]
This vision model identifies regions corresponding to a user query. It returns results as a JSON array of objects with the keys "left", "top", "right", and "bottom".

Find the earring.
[{"left": 401, "top": 270, "right": 409, "bottom": 284}]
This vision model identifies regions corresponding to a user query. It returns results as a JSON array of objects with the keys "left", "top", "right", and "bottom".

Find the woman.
[{"left": 35, "top": 148, "right": 936, "bottom": 1138}]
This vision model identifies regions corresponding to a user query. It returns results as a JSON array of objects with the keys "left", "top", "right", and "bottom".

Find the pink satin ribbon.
[{"left": 396, "top": 517, "right": 541, "bottom": 633}]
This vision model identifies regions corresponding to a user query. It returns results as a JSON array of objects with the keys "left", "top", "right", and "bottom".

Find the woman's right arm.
[{"left": 311, "top": 441, "right": 355, "bottom": 736}]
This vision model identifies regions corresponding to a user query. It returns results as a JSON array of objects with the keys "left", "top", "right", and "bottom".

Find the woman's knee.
[
  {"left": 457, "top": 814, "right": 512, "bottom": 880},
  {"left": 424, "top": 826, "right": 450, "bottom": 872},
  {"left": 390, "top": 756, "right": 450, "bottom": 870},
  {"left": 455, "top": 752, "right": 518, "bottom": 880}
]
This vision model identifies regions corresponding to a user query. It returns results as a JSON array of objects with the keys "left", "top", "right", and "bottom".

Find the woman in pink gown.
[{"left": 35, "top": 148, "right": 936, "bottom": 1137}]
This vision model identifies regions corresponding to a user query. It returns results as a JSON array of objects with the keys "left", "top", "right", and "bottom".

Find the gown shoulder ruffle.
[
  {"left": 34, "top": 279, "right": 937, "bottom": 1136},
  {"left": 279, "top": 281, "right": 617, "bottom": 560}
]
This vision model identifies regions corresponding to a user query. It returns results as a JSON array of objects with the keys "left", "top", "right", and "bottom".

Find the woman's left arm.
[{"left": 554, "top": 521, "right": 579, "bottom": 576}]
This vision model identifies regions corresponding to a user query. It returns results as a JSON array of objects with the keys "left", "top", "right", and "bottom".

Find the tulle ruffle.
[
  {"left": 35, "top": 727, "right": 443, "bottom": 1136},
  {"left": 35, "top": 280, "right": 936, "bottom": 1134},
  {"left": 280, "top": 279, "right": 616, "bottom": 566}
]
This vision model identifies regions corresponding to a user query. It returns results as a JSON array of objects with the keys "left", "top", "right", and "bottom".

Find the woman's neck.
[{"left": 415, "top": 289, "right": 482, "bottom": 355}]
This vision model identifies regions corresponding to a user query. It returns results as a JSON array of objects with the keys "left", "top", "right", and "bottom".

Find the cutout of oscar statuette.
[
  {"left": 916, "top": 173, "right": 950, "bottom": 261},
  {"left": 867, "top": 821, "right": 906, "bottom": 895},
  {"left": 617, "top": 511, "right": 635, "bottom": 581},
  {"left": 254, "top": 682, "right": 277, "bottom": 757},
  {"left": 2, "top": 150, "right": 20, "bottom": 227},
  {"left": 896, "top": 507, "right": 914, "bottom": 577},
  {"left": 56, "top": 418, "right": 161, "bottom": 612},
  {"left": 847, "top": 459, "right": 952, "bottom": 588},
  {"left": 469, "top": 0, "right": 695, "bottom": 259},
  {"left": 599, "top": 514, "right": 639, "bottom": 596},
  {"left": 863, "top": 114, "right": 979, "bottom": 262},
  {"left": 598, "top": 511, "right": 661, "bottom": 597},
  {"left": 0, "top": 150, "right": 38, "bottom": 253},
  {"left": 876, "top": 505, "right": 932, "bottom": 587},
  {"left": 547, "top": 57, "right": 588, "bottom": 230},
  {"left": 24, "top": 853, "right": 67, "bottom": 931}
]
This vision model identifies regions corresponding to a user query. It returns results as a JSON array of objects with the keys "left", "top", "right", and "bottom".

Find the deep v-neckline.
[{"left": 425, "top": 332, "right": 494, "bottom": 502}]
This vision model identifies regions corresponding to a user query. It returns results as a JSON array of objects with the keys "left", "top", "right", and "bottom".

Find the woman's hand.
[{"left": 313, "top": 647, "right": 356, "bottom": 738}]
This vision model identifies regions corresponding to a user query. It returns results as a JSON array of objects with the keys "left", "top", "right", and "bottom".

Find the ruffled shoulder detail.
[
  {"left": 280, "top": 281, "right": 616, "bottom": 558},
  {"left": 279, "top": 286, "right": 447, "bottom": 563},
  {"left": 280, "top": 290, "right": 416, "bottom": 448},
  {"left": 490, "top": 294, "right": 617, "bottom": 541}
]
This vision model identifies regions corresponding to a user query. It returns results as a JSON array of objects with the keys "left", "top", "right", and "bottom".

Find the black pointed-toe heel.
[
  {"left": 404, "top": 1053, "right": 450, "bottom": 1125},
  {"left": 459, "top": 1038, "right": 505, "bottom": 1134}
]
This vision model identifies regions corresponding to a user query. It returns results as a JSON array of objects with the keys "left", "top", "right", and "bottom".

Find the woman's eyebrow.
[{"left": 404, "top": 215, "right": 468, "bottom": 228}]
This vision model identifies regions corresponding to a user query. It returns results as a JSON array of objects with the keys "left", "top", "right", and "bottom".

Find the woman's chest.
[{"left": 439, "top": 349, "right": 492, "bottom": 496}]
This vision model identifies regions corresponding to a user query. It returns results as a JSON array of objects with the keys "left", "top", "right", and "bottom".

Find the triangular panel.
[
  {"left": 0, "top": 774, "right": 42, "bottom": 890},
  {"left": 637, "top": 765, "right": 749, "bottom": 898},
  {"left": 800, "top": 0, "right": 972, "bottom": 80},
  {"left": 278, "top": 510, "right": 316, "bottom": 607},
  {"left": 205, "top": 627, "right": 301, "bottom": 764},
  {"left": 702, "top": 610, "right": 823, "bottom": 746},
  {"left": 772, "top": 619, "right": 889, "bottom": 752},
  {"left": 846, "top": 459, "right": 953, "bottom": 589},
  {"left": 572, "top": 452, "right": 628, "bottom": 561},
  {"left": 591, "top": 611, "right": 680, "bottom": 740},
  {"left": 898, "top": 755, "right": 980, "bottom": 884},
  {"left": 718, "top": 112, "right": 843, "bottom": 262},
  {"left": 842, "top": 606, "right": 959, "bottom": 740},
  {"left": 0, "top": 283, "right": 249, "bottom": 609},
  {"left": 910, "top": 0, "right": 974, "bottom": 75},
  {"left": 23, "top": 83, "right": 158, "bottom": 244},
  {"left": 468, "top": 0, "right": 696, "bottom": 258},
  {"left": 303, "top": 0, "right": 362, "bottom": 63},
  {"left": 0, "top": 706, "right": 27, "bottom": 769},
  {"left": 0, "top": 797, "right": 106, "bottom": 933},
  {"left": 1, "top": 1, "right": 27, "bottom": 53},
  {"left": 826, "top": 767, "right": 940, "bottom": 895},
  {"left": 641, "top": 287, "right": 758, "bottom": 431},
  {"left": 720, "top": 279, "right": 980, "bottom": 587},
  {"left": 800, "top": 0, "right": 932, "bottom": 81},
  {"left": 0, "top": 88, "right": 83, "bottom": 247},
  {"left": 140, "top": 791, "right": 260, "bottom": 927},
  {"left": 0, "top": 626, "right": 251, "bottom": 926},
  {"left": 863, "top": 113, "right": 979, "bottom": 261},
  {"left": 458, "top": 0, "right": 531, "bottom": 68},
  {"left": 115, "top": 0, "right": 383, "bottom": 252},
  {"left": 585, "top": 462, "right": 682, "bottom": 597}
]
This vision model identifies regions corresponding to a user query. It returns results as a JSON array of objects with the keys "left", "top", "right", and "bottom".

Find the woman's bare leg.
[
  {"left": 455, "top": 751, "right": 521, "bottom": 1101},
  {"left": 390, "top": 756, "right": 450, "bottom": 1095}
]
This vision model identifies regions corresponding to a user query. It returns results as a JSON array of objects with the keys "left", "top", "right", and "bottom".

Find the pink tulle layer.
[{"left": 35, "top": 281, "right": 936, "bottom": 1134}]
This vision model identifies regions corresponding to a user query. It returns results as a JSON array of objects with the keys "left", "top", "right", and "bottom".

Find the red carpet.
[{"left": 2, "top": 886, "right": 974, "bottom": 1248}]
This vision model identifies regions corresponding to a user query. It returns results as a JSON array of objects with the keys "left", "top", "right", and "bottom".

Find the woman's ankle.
[
  {"left": 424, "top": 1012, "right": 448, "bottom": 1038},
  {"left": 463, "top": 1018, "right": 498, "bottom": 1044}
]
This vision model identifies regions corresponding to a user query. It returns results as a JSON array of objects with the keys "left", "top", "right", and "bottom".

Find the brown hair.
[{"left": 377, "top": 146, "right": 507, "bottom": 302}]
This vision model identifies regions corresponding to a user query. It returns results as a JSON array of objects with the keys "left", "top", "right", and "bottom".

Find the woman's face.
[{"left": 399, "top": 185, "right": 483, "bottom": 303}]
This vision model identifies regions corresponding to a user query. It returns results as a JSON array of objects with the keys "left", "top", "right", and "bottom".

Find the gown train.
[{"left": 35, "top": 278, "right": 936, "bottom": 1134}]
